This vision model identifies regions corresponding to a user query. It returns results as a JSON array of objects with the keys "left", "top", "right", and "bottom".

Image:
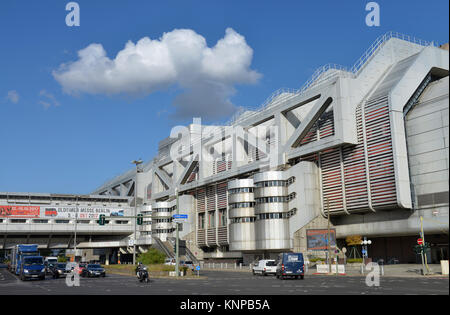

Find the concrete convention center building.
[{"left": 1, "top": 32, "right": 449, "bottom": 265}]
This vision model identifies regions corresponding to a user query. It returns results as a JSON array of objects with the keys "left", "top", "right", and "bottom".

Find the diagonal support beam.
[
  {"left": 284, "top": 94, "right": 333, "bottom": 150},
  {"left": 155, "top": 167, "right": 174, "bottom": 190},
  {"left": 177, "top": 154, "right": 199, "bottom": 186}
]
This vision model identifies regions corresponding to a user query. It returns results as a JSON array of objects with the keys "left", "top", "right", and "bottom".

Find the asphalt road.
[{"left": 0, "top": 266, "right": 448, "bottom": 295}]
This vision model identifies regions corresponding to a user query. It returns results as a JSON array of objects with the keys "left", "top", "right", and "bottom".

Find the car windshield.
[
  {"left": 266, "top": 261, "right": 277, "bottom": 266},
  {"left": 185, "top": 261, "right": 193, "bottom": 264},
  {"left": 88, "top": 264, "right": 101, "bottom": 268},
  {"left": 57, "top": 263, "right": 66, "bottom": 268},
  {"left": 24, "top": 257, "right": 43, "bottom": 265}
]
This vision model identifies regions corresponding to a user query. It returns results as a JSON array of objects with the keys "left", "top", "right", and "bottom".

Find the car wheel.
[
  {"left": 300, "top": 275, "right": 304, "bottom": 280},
  {"left": 252, "top": 270, "right": 256, "bottom": 275},
  {"left": 262, "top": 272, "right": 266, "bottom": 277}
]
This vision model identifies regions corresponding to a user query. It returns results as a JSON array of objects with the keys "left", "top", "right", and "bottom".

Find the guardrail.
[{"left": 199, "top": 262, "right": 252, "bottom": 270}]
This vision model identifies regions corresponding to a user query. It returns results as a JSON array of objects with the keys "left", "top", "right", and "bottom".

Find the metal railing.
[
  {"left": 350, "top": 31, "right": 437, "bottom": 75},
  {"left": 200, "top": 261, "right": 252, "bottom": 270}
]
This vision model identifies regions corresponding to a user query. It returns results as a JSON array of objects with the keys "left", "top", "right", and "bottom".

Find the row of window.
[
  {"left": 229, "top": 194, "right": 296, "bottom": 208},
  {"left": 255, "top": 193, "right": 296, "bottom": 204},
  {"left": 257, "top": 212, "right": 292, "bottom": 220},
  {"left": 229, "top": 202, "right": 255, "bottom": 209},
  {"left": 153, "top": 218, "right": 172, "bottom": 223},
  {"left": 153, "top": 206, "right": 176, "bottom": 213},
  {"left": 254, "top": 180, "right": 287, "bottom": 188},
  {"left": 230, "top": 217, "right": 256, "bottom": 223},
  {"left": 230, "top": 209, "right": 297, "bottom": 222},
  {"left": 254, "top": 177, "right": 296, "bottom": 187},
  {"left": 228, "top": 187, "right": 254, "bottom": 194}
]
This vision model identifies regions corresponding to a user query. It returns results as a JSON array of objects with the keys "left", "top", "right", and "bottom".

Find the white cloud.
[
  {"left": 39, "top": 89, "right": 60, "bottom": 109},
  {"left": 6, "top": 90, "right": 19, "bottom": 104},
  {"left": 53, "top": 28, "right": 261, "bottom": 120}
]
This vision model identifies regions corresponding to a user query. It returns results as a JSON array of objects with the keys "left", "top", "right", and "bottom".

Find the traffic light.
[
  {"left": 137, "top": 214, "right": 143, "bottom": 225},
  {"left": 413, "top": 242, "right": 431, "bottom": 254},
  {"left": 97, "top": 214, "right": 106, "bottom": 225}
]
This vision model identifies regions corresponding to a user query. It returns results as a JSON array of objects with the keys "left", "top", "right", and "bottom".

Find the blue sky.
[{"left": 0, "top": 0, "right": 448, "bottom": 194}]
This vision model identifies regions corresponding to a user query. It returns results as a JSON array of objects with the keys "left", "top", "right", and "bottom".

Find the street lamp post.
[
  {"left": 175, "top": 188, "right": 180, "bottom": 277},
  {"left": 326, "top": 197, "right": 331, "bottom": 274},
  {"left": 132, "top": 159, "right": 143, "bottom": 266},
  {"left": 74, "top": 195, "right": 78, "bottom": 262},
  {"left": 361, "top": 237, "right": 372, "bottom": 271}
]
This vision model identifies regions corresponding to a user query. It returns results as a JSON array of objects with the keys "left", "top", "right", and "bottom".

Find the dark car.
[
  {"left": 276, "top": 252, "right": 305, "bottom": 280},
  {"left": 54, "top": 263, "right": 69, "bottom": 277},
  {"left": 81, "top": 264, "right": 106, "bottom": 277}
]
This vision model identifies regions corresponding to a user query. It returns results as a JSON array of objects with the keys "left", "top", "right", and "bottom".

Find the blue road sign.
[
  {"left": 196, "top": 265, "right": 201, "bottom": 271},
  {"left": 173, "top": 214, "right": 188, "bottom": 219}
]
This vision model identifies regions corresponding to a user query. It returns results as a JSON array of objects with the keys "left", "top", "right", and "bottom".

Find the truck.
[
  {"left": 10, "top": 244, "right": 46, "bottom": 280},
  {"left": 276, "top": 252, "right": 305, "bottom": 280}
]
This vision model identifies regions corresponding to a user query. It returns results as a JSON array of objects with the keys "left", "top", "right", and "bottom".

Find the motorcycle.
[{"left": 137, "top": 267, "right": 150, "bottom": 283}]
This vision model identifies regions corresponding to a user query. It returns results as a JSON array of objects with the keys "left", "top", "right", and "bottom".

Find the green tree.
[
  {"left": 57, "top": 255, "right": 67, "bottom": 263},
  {"left": 136, "top": 248, "right": 166, "bottom": 265}
]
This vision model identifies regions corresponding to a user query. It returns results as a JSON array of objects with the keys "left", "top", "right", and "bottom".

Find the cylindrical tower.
[
  {"left": 151, "top": 200, "right": 175, "bottom": 241},
  {"left": 227, "top": 179, "right": 256, "bottom": 251},
  {"left": 139, "top": 204, "right": 152, "bottom": 236},
  {"left": 254, "top": 171, "right": 290, "bottom": 250}
]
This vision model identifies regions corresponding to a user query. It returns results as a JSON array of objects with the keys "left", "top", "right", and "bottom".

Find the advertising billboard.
[
  {"left": 0, "top": 205, "right": 40, "bottom": 218},
  {"left": 306, "top": 229, "right": 336, "bottom": 251},
  {"left": 42, "top": 206, "right": 125, "bottom": 219}
]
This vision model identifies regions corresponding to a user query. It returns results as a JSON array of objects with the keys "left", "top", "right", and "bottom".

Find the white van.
[{"left": 252, "top": 259, "right": 277, "bottom": 276}]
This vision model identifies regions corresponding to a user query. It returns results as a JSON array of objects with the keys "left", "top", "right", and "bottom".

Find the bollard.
[
  {"left": 225, "top": 263, "right": 227, "bottom": 269},
  {"left": 235, "top": 263, "right": 237, "bottom": 269},
  {"left": 240, "top": 263, "right": 242, "bottom": 269}
]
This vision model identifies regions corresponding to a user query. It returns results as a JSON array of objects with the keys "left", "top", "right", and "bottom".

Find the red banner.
[{"left": 0, "top": 205, "right": 40, "bottom": 218}]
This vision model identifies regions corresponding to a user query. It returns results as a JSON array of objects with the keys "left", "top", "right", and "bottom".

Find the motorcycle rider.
[
  {"left": 135, "top": 262, "right": 149, "bottom": 282},
  {"left": 135, "top": 262, "right": 144, "bottom": 275}
]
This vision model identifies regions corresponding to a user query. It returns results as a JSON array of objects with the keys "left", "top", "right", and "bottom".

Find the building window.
[
  {"left": 198, "top": 213, "right": 205, "bottom": 229},
  {"left": 219, "top": 209, "right": 227, "bottom": 227},
  {"left": 55, "top": 220, "right": 70, "bottom": 224},
  {"left": 33, "top": 219, "right": 48, "bottom": 224},
  {"left": 208, "top": 211, "right": 215, "bottom": 228},
  {"left": 10, "top": 219, "right": 27, "bottom": 223}
]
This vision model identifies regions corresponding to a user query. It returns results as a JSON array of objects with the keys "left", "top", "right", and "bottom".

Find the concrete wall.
[{"left": 406, "top": 76, "right": 449, "bottom": 201}]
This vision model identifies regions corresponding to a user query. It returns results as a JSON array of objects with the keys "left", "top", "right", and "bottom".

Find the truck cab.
[{"left": 20, "top": 256, "right": 46, "bottom": 280}]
